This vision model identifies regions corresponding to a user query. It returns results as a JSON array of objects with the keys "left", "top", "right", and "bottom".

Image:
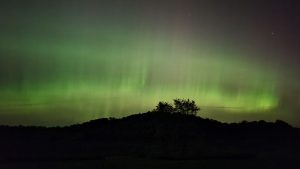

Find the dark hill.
[{"left": 0, "top": 112, "right": 300, "bottom": 168}]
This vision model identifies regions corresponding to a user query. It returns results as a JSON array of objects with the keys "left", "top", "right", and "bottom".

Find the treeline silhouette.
[{"left": 0, "top": 99, "right": 300, "bottom": 168}]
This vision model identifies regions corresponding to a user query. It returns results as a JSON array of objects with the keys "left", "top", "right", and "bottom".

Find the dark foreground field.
[
  {"left": 1, "top": 157, "right": 299, "bottom": 169},
  {"left": 1, "top": 112, "right": 300, "bottom": 169}
]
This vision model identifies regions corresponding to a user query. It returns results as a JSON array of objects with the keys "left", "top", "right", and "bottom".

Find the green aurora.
[{"left": 0, "top": 0, "right": 299, "bottom": 126}]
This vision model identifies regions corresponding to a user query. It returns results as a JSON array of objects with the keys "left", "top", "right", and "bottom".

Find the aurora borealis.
[{"left": 1, "top": 0, "right": 300, "bottom": 126}]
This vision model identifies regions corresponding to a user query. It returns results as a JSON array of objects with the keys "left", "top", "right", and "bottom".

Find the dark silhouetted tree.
[
  {"left": 173, "top": 98, "right": 199, "bottom": 116},
  {"left": 155, "top": 101, "right": 174, "bottom": 113},
  {"left": 154, "top": 99, "right": 200, "bottom": 116}
]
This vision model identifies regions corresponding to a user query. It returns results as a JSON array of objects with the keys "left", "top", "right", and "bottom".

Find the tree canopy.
[{"left": 154, "top": 98, "right": 200, "bottom": 116}]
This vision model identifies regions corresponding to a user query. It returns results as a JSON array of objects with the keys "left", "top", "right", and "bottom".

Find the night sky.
[{"left": 1, "top": 0, "right": 300, "bottom": 126}]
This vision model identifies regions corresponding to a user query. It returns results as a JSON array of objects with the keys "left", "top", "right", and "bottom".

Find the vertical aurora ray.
[
  {"left": 1, "top": 0, "right": 299, "bottom": 126},
  {"left": 0, "top": 25, "right": 279, "bottom": 125}
]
